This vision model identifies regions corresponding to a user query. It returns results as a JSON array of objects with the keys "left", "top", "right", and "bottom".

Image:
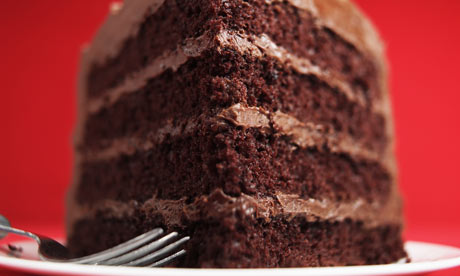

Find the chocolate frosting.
[
  {"left": 217, "top": 104, "right": 271, "bottom": 132},
  {"left": 71, "top": 188, "right": 402, "bottom": 230},
  {"left": 86, "top": 0, "right": 165, "bottom": 66},
  {"left": 218, "top": 103, "right": 380, "bottom": 162}
]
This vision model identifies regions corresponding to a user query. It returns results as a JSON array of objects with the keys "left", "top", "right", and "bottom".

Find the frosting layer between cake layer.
[{"left": 71, "top": 187, "right": 402, "bottom": 230}]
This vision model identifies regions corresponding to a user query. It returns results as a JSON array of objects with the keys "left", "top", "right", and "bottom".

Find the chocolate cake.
[{"left": 67, "top": 0, "right": 407, "bottom": 267}]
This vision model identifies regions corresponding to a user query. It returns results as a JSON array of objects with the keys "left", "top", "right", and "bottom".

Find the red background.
[{"left": 0, "top": 0, "right": 459, "bottom": 275}]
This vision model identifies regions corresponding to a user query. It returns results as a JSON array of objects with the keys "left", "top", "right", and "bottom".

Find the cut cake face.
[{"left": 67, "top": 0, "right": 406, "bottom": 267}]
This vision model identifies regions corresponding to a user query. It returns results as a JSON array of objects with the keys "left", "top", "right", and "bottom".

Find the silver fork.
[{"left": 0, "top": 214, "right": 189, "bottom": 267}]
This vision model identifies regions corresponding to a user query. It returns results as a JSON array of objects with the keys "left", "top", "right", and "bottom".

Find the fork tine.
[
  {"left": 125, "top": 236, "right": 190, "bottom": 267},
  {"left": 74, "top": 228, "right": 163, "bottom": 264},
  {"left": 99, "top": 232, "right": 179, "bottom": 265},
  {"left": 149, "top": 249, "right": 187, "bottom": 267}
]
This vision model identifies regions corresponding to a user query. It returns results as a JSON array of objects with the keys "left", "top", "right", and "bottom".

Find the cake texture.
[{"left": 67, "top": 0, "right": 407, "bottom": 267}]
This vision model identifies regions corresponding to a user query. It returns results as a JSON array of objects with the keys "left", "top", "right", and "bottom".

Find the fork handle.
[
  {"left": 0, "top": 214, "right": 10, "bottom": 239},
  {"left": 0, "top": 214, "right": 40, "bottom": 243}
]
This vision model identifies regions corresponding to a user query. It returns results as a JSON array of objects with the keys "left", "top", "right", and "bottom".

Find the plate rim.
[{"left": 0, "top": 240, "right": 459, "bottom": 276}]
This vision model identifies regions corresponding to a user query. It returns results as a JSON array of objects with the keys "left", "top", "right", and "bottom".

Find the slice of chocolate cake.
[{"left": 67, "top": 0, "right": 407, "bottom": 267}]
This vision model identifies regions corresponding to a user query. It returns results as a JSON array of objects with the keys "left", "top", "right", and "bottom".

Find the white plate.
[{"left": 1, "top": 240, "right": 460, "bottom": 276}]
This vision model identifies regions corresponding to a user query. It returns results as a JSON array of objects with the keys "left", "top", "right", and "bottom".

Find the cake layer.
[
  {"left": 68, "top": 189, "right": 405, "bottom": 267},
  {"left": 87, "top": 0, "right": 380, "bottom": 105},
  {"left": 76, "top": 115, "right": 392, "bottom": 205},
  {"left": 82, "top": 44, "right": 386, "bottom": 153}
]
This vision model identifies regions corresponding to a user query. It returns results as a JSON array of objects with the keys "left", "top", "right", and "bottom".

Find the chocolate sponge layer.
[{"left": 78, "top": 120, "right": 391, "bottom": 205}]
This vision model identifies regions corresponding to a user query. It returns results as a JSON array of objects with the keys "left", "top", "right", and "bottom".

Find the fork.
[{"left": 0, "top": 214, "right": 189, "bottom": 267}]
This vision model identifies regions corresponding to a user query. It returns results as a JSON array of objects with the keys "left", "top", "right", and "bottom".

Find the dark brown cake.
[{"left": 67, "top": 0, "right": 407, "bottom": 267}]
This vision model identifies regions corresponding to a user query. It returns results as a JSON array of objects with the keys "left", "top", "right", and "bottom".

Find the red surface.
[{"left": 0, "top": 0, "right": 459, "bottom": 275}]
